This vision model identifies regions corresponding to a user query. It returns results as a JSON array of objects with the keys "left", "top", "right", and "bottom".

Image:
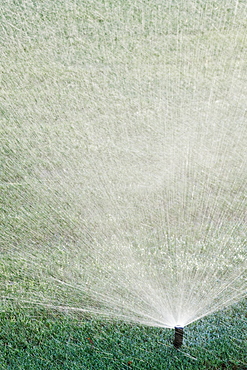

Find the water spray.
[
  {"left": 173, "top": 327, "right": 184, "bottom": 348},
  {"left": 1, "top": 0, "right": 247, "bottom": 344}
]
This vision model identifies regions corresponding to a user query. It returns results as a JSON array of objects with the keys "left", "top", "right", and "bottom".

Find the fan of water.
[{"left": 1, "top": 0, "right": 246, "bottom": 329}]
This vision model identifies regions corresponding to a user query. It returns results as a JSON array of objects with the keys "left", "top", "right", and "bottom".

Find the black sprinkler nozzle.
[{"left": 173, "top": 327, "right": 184, "bottom": 348}]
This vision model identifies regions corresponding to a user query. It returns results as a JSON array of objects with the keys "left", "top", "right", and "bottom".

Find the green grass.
[
  {"left": 0, "top": 302, "right": 246, "bottom": 369},
  {"left": 1, "top": 1, "right": 247, "bottom": 368}
]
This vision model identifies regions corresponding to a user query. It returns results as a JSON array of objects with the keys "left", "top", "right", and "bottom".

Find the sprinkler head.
[{"left": 173, "top": 327, "right": 184, "bottom": 349}]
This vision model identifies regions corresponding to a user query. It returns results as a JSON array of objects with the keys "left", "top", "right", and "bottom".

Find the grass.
[
  {"left": 0, "top": 302, "right": 246, "bottom": 370},
  {"left": 1, "top": 0, "right": 247, "bottom": 368}
]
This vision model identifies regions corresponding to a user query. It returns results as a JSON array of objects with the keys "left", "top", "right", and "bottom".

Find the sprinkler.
[{"left": 173, "top": 327, "right": 184, "bottom": 348}]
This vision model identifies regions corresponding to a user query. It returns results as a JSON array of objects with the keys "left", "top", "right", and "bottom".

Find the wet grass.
[
  {"left": 1, "top": 1, "right": 247, "bottom": 369},
  {"left": 0, "top": 301, "right": 246, "bottom": 369}
]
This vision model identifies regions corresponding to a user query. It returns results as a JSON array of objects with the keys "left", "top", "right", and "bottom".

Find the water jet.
[{"left": 1, "top": 0, "right": 247, "bottom": 351}]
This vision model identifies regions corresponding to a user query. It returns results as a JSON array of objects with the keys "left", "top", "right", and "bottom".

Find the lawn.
[
  {"left": 1, "top": 1, "right": 246, "bottom": 368},
  {"left": 0, "top": 301, "right": 246, "bottom": 369}
]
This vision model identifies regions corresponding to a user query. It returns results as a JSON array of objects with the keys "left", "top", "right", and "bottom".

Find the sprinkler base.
[{"left": 173, "top": 327, "right": 184, "bottom": 348}]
